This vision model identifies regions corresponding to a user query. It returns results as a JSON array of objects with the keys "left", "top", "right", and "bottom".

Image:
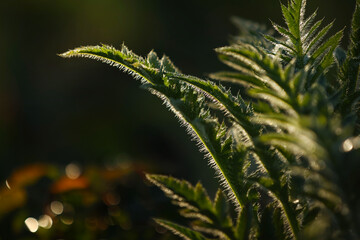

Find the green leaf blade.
[{"left": 155, "top": 219, "right": 210, "bottom": 240}]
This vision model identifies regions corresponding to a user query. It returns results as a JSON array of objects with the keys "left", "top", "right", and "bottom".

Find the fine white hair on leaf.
[
  {"left": 59, "top": 50, "right": 152, "bottom": 85},
  {"left": 150, "top": 96, "right": 236, "bottom": 208},
  {"left": 147, "top": 88, "right": 241, "bottom": 211},
  {"left": 154, "top": 219, "right": 205, "bottom": 240},
  {"left": 189, "top": 81, "right": 240, "bottom": 120},
  {"left": 62, "top": 45, "right": 243, "bottom": 213},
  {"left": 230, "top": 122, "right": 254, "bottom": 148},
  {"left": 266, "top": 190, "right": 296, "bottom": 239},
  {"left": 192, "top": 225, "right": 231, "bottom": 240}
]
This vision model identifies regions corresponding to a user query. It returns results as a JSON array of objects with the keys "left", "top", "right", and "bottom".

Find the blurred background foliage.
[{"left": 0, "top": 0, "right": 355, "bottom": 239}]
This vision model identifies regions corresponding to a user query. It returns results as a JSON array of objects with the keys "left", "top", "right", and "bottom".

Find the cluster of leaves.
[{"left": 60, "top": 0, "right": 360, "bottom": 239}]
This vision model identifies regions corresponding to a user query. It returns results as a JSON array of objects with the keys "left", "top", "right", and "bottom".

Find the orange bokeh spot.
[{"left": 51, "top": 176, "right": 89, "bottom": 194}]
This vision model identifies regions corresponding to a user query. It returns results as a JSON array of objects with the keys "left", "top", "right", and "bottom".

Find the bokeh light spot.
[
  {"left": 25, "top": 217, "right": 39, "bottom": 233},
  {"left": 50, "top": 201, "right": 64, "bottom": 215},
  {"left": 342, "top": 139, "right": 353, "bottom": 152},
  {"left": 38, "top": 215, "right": 53, "bottom": 229},
  {"left": 60, "top": 216, "right": 74, "bottom": 225},
  {"left": 5, "top": 180, "right": 11, "bottom": 190},
  {"left": 65, "top": 163, "right": 81, "bottom": 179}
]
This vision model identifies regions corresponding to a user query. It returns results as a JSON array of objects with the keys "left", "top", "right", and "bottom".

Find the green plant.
[{"left": 60, "top": 0, "right": 360, "bottom": 239}]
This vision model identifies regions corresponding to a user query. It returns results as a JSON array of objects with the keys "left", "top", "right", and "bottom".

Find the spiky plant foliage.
[{"left": 60, "top": 0, "right": 360, "bottom": 239}]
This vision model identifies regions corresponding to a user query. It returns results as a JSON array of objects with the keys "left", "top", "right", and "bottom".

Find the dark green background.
[{"left": 0, "top": 0, "right": 355, "bottom": 194}]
